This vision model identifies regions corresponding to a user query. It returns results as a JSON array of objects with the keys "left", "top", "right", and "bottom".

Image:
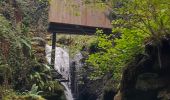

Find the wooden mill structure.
[{"left": 48, "top": 0, "right": 112, "bottom": 99}]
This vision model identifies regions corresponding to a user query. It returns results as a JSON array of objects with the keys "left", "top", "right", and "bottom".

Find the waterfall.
[
  {"left": 45, "top": 44, "right": 73, "bottom": 100},
  {"left": 70, "top": 52, "right": 83, "bottom": 99},
  {"left": 73, "top": 52, "right": 83, "bottom": 68}
]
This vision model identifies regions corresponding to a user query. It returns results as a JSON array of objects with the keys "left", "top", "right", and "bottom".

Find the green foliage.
[
  {"left": 43, "top": 81, "right": 64, "bottom": 93},
  {"left": 0, "top": 86, "right": 45, "bottom": 100},
  {"left": 3, "top": 94, "right": 46, "bottom": 100},
  {"left": 0, "top": 15, "right": 62, "bottom": 96},
  {"left": 0, "top": 15, "right": 32, "bottom": 88},
  {"left": 0, "top": 15, "right": 15, "bottom": 39},
  {"left": 87, "top": 0, "right": 170, "bottom": 87},
  {"left": 14, "top": 0, "right": 49, "bottom": 34},
  {"left": 87, "top": 29, "right": 147, "bottom": 83},
  {"left": 0, "top": 86, "right": 15, "bottom": 99},
  {"left": 27, "top": 84, "right": 43, "bottom": 95},
  {"left": 50, "top": 34, "right": 97, "bottom": 58},
  {"left": 0, "top": 1, "right": 65, "bottom": 99},
  {"left": 29, "top": 62, "right": 51, "bottom": 90}
]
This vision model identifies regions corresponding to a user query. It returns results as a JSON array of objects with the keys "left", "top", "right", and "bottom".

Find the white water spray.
[{"left": 45, "top": 44, "right": 73, "bottom": 100}]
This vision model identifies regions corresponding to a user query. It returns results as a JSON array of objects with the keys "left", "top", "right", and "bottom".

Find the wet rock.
[
  {"left": 114, "top": 37, "right": 170, "bottom": 100},
  {"left": 114, "top": 91, "right": 122, "bottom": 100},
  {"left": 135, "top": 73, "right": 165, "bottom": 91},
  {"left": 158, "top": 88, "right": 170, "bottom": 100}
]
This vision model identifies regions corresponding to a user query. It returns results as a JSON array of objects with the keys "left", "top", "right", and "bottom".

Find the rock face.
[{"left": 115, "top": 37, "right": 170, "bottom": 100}]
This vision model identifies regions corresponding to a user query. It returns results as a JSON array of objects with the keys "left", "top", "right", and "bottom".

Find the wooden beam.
[
  {"left": 48, "top": 22, "right": 112, "bottom": 35},
  {"left": 51, "top": 32, "right": 56, "bottom": 68}
]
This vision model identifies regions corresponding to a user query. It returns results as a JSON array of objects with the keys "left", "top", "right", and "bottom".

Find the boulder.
[{"left": 114, "top": 37, "right": 170, "bottom": 100}]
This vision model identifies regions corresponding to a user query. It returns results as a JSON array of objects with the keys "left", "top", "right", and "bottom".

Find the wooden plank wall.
[{"left": 49, "top": 0, "right": 112, "bottom": 28}]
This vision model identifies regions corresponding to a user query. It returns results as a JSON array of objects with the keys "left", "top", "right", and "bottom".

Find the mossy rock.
[{"left": 3, "top": 94, "right": 46, "bottom": 100}]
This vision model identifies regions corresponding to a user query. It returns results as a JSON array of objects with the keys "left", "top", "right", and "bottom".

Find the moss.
[{"left": 3, "top": 94, "right": 46, "bottom": 100}]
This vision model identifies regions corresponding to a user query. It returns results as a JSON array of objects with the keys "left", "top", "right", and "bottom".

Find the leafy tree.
[{"left": 87, "top": 0, "right": 170, "bottom": 87}]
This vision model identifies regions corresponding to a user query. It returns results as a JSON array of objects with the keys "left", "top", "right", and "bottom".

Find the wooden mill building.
[
  {"left": 48, "top": 0, "right": 112, "bottom": 34},
  {"left": 48, "top": 0, "right": 112, "bottom": 99}
]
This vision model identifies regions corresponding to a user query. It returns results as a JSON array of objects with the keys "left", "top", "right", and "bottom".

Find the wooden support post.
[
  {"left": 51, "top": 32, "right": 56, "bottom": 68},
  {"left": 71, "top": 62, "right": 76, "bottom": 94}
]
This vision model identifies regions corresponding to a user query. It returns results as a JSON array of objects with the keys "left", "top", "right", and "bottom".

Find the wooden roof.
[{"left": 48, "top": 0, "right": 112, "bottom": 34}]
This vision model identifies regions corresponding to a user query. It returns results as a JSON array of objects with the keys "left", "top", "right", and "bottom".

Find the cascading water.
[
  {"left": 45, "top": 44, "right": 73, "bottom": 100},
  {"left": 73, "top": 52, "right": 83, "bottom": 68},
  {"left": 70, "top": 52, "right": 83, "bottom": 99}
]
